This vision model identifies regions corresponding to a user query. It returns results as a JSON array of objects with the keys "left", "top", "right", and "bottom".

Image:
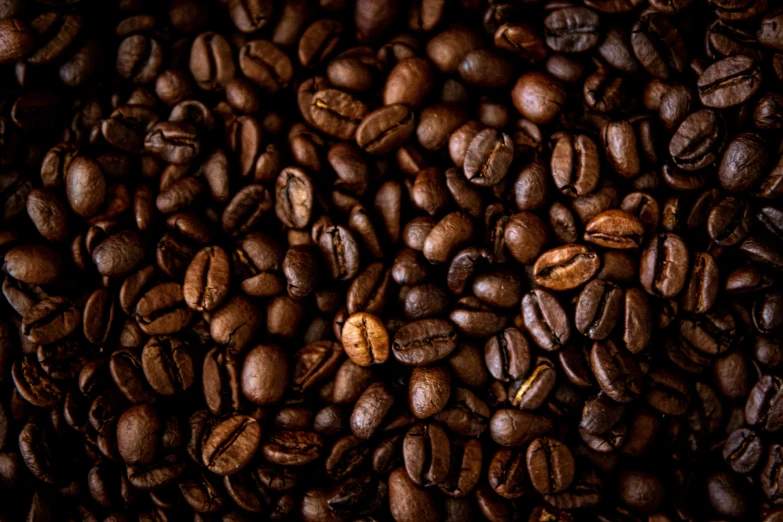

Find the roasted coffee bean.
[
  {"left": 639, "top": 234, "right": 689, "bottom": 298},
  {"left": 135, "top": 282, "right": 193, "bottom": 335},
  {"left": 575, "top": 279, "right": 623, "bottom": 340},
  {"left": 584, "top": 210, "right": 644, "bottom": 249},
  {"left": 550, "top": 134, "right": 600, "bottom": 197},
  {"left": 183, "top": 246, "right": 230, "bottom": 313},
  {"left": 512, "top": 72, "right": 566, "bottom": 125},
  {"left": 262, "top": 430, "right": 324, "bottom": 466},
  {"left": 509, "top": 357, "right": 557, "bottom": 411},
  {"left": 590, "top": 340, "right": 643, "bottom": 403},
  {"left": 719, "top": 133, "right": 768, "bottom": 193},
  {"left": 463, "top": 129, "right": 514, "bottom": 187},
  {"left": 239, "top": 40, "right": 293, "bottom": 93},
  {"left": 668, "top": 109, "right": 726, "bottom": 172},
  {"left": 544, "top": 7, "right": 601, "bottom": 53},
  {"left": 190, "top": 32, "right": 236, "bottom": 91},
  {"left": 526, "top": 437, "right": 575, "bottom": 495},
  {"left": 746, "top": 375, "right": 783, "bottom": 432},
  {"left": 141, "top": 336, "right": 194, "bottom": 395},
  {"left": 402, "top": 422, "right": 450, "bottom": 486},
  {"left": 698, "top": 55, "right": 763, "bottom": 108},
  {"left": 350, "top": 382, "right": 394, "bottom": 440},
  {"left": 484, "top": 328, "right": 531, "bottom": 382},
  {"left": 356, "top": 104, "right": 415, "bottom": 155},
  {"left": 389, "top": 467, "right": 441, "bottom": 522},
  {"left": 310, "top": 89, "right": 368, "bottom": 140},
  {"left": 408, "top": 366, "right": 451, "bottom": 419},
  {"left": 723, "top": 427, "right": 763, "bottom": 473},
  {"left": 645, "top": 367, "right": 690, "bottom": 415},
  {"left": 522, "top": 288, "right": 571, "bottom": 351},
  {"left": 393, "top": 319, "right": 457, "bottom": 366},
  {"left": 241, "top": 344, "right": 288, "bottom": 405},
  {"left": 490, "top": 409, "right": 554, "bottom": 447},
  {"left": 202, "top": 415, "right": 261, "bottom": 475},
  {"left": 22, "top": 296, "right": 80, "bottom": 345},
  {"left": 341, "top": 312, "right": 389, "bottom": 367},
  {"left": 533, "top": 244, "right": 601, "bottom": 291},
  {"left": 631, "top": 13, "right": 687, "bottom": 79}
]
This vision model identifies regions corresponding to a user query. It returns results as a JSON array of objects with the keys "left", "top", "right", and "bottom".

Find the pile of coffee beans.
[{"left": 3, "top": 0, "right": 783, "bottom": 520}]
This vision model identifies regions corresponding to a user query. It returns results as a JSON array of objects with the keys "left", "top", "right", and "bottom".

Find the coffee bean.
[
  {"left": 590, "top": 340, "right": 642, "bottom": 403},
  {"left": 584, "top": 210, "right": 644, "bottom": 249},
  {"left": 342, "top": 312, "right": 389, "bottom": 367},
  {"left": 639, "top": 233, "right": 689, "bottom": 298},
  {"left": 388, "top": 467, "right": 441, "bottom": 522},
  {"left": 262, "top": 430, "right": 324, "bottom": 466},
  {"left": 512, "top": 72, "right": 566, "bottom": 125},
  {"left": 299, "top": 19, "right": 342, "bottom": 68},
  {"left": 490, "top": 409, "right": 554, "bottom": 447},
  {"left": 135, "top": 282, "right": 193, "bottom": 335},
  {"left": 403, "top": 422, "right": 450, "bottom": 486},
  {"left": 116, "top": 404, "right": 160, "bottom": 465},
  {"left": 522, "top": 288, "right": 571, "bottom": 351},
  {"left": 202, "top": 415, "right": 261, "bottom": 475},
  {"left": 575, "top": 279, "right": 623, "bottom": 340},
  {"left": 723, "top": 427, "right": 763, "bottom": 473},
  {"left": 23, "top": 296, "right": 80, "bottom": 345},
  {"left": 350, "top": 382, "right": 394, "bottom": 440},
  {"left": 239, "top": 40, "right": 293, "bottom": 93},
  {"left": 141, "top": 336, "right": 194, "bottom": 395},
  {"left": 746, "top": 375, "right": 783, "bottom": 432},
  {"left": 461, "top": 129, "right": 514, "bottom": 187},
  {"left": 310, "top": 89, "right": 368, "bottom": 140},
  {"left": 526, "top": 437, "right": 575, "bottom": 494},
  {"left": 544, "top": 7, "right": 601, "bottom": 53},
  {"left": 484, "top": 328, "right": 531, "bottom": 382},
  {"left": 631, "top": 13, "right": 687, "bottom": 79},
  {"left": 551, "top": 133, "right": 600, "bottom": 197},
  {"left": 698, "top": 55, "right": 763, "bottom": 108},
  {"left": 392, "top": 319, "right": 457, "bottom": 366},
  {"left": 509, "top": 357, "right": 557, "bottom": 410},
  {"left": 533, "top": 244, "right": 601, "bottom": 291},
  {"left": 356, "top": 104, "right": 415, "bottom": 155},
  {"left": 408, "top": 366, "right": 451, "bottom": 419},
  {"left": 190, "top": 32, "right": 236, "bottom": 91},
  {"left": 668, "top": 109, "right": 726, "bottom": 172}
]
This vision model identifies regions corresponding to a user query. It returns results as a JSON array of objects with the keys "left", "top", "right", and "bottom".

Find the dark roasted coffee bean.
[
  {"left": 393, "top": 319, "right": 457, "bottom": 366},
  {"left": 575, "top": 279, "right": 623, "bottom": 340},
  {"left": 509, "top": 357, "right": 557, "bottom": 410},
  {"left": 698, "top": 55, "right": 763, "bottom": 108},
  {"left": 551, "top": 134, "right": 599, "bottom": 197},
  {"left": 262, "top": 430, "right": 324, "bottom": 466},
  {"left": 631, "top": 13, "right": 687, "bottom": 79},
  {"left": 591, "top": 340, "right": 642, "bottom": 403},
  {"left": 746, "top": 374, "right": 783, "bottom": 432},
  {"left": 202, "top": 415, "right": 261, "bottom": 475},
  {"left": 668, "top": 109, "right": 726, "bottom": 172},
  {"left": 402, "top": 422, "right": 450, "bottom": 486},
  {"left": 522, "top": 288, "right": 571, "bottom": 351},
  {"left": 723, "top": 427, "right": 763, "bottom": 473},
  {"left": 485, "top": 328, "right": 531, "bottom": 382},
  {"left": 348, "top": 381, "right": 393, "bottom": 440},
  {"left": 463, "top": 129, "right": 514, "bottom": 187},
  {"left": 639, "top": 234, "right": 689, "bottom": 298},
  {"left": 490, "top": 409, "right": 554, "bottom": 447},
  {"left": 526, "top": 437, "right": 575, "bottom": 494},
  {"left": 544, "top": 7, "right": 600, "bottom": 53}
]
